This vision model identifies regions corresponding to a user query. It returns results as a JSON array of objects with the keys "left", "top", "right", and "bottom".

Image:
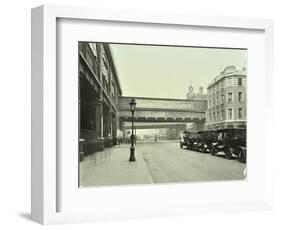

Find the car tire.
[
  {"left": 201, "top": 146, "right": 206, "bottom": 153},
  {"left": 237, "top": 149, "right": 246, "bottom": 163},
  {"left": 225, "top": 148, "right": 232, "bottom": 159},
  {"left": 180, "top": 143, "right": 183, "bottom": 149}
]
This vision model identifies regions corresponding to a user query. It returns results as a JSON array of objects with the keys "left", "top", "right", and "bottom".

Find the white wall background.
[{"left": 0, "top": 0, "right": 280, "bottom": 229}]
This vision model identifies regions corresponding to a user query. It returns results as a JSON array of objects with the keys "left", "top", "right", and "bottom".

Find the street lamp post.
[{"left": 129, "top": 98, "right": 136, "bottom": 161}]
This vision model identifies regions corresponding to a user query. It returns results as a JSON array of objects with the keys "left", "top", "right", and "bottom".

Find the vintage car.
[
  {"left": 210, "top": 128, "right": 246, "bottom": 162},
  {"left": 196, "top": 130, "right": 218, "bottom": 153},
  {"left": 191, "top": 133, "right": 202, "bottom": 151},
  {"left": 179, "top": 131, "right": 198, "bottom": 150}
]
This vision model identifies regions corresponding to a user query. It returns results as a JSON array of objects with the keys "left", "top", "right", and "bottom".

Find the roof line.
[{"left": 119, "top": 96, "right": 207, "bottom": 102}]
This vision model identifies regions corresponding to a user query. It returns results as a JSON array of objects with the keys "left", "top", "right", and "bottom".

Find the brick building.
[
  {"left": 205, "top": 65, "right": 247, "bottom": 130},
  {"left": 79, "top": 42, "right": 122, "bottom": 157}
]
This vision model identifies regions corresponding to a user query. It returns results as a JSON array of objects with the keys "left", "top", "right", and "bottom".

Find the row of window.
[
  {"left": 80, "top": 43, "right": 118, "bottom": 103},
  {"left": 208, "top": 77, "right": 244, "bottom": 94},
  {"left": 227, "top": 91, "right": 244, "bottom": 103},
  {"left": 208, "top": 91, "right": 244, "bottom": 107},
  {"left": 208, "top": 108, "right": 244, "bottom": 122},
  {"left": 102, "top": 74, "right": 117, "bottom": 101}
]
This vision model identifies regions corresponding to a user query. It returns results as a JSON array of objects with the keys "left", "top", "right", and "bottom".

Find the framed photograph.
[{"left": 31, "top": 5, "right": 274, "bottom": 224}]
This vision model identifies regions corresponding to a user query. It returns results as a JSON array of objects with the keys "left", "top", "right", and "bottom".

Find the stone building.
[
  {"left": 205, "top": 65, "right": 247, "bottom": 130},
  {"left": 79, "top": 42, "right": 122, "bottom": 157}
]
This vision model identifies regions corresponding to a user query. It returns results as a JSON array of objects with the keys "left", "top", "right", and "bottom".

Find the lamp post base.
[{"left": 129, "top": 146, "right": 136, "bottom": 162}]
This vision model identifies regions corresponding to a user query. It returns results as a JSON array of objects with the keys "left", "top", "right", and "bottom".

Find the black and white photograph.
[{"left": 78, "top": 42, "right": 247, "bottom": 187}]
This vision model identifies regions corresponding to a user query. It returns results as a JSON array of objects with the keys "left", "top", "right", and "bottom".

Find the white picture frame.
[{"left": 31, "top": 5, "right": 274, "bottom": 225}]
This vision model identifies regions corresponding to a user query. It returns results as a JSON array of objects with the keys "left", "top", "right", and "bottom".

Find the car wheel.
[
  {"left": 237, "top": 149, "right": 246, "bottom": 163},
  {"left": 180, "top": 143, "right": 183, "bottom": 149},
  {"left": 201, "top": 146, "right": 206, "bottom": 153},
  {"left": 225, "top": 148, "right": 232, "bottom": 159}
]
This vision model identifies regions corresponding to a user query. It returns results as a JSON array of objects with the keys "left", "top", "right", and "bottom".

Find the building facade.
[
  {"left": 205, "top": 65, "right": 247, "bottom": 130},
  {"left": 79, "top": 42, "right": 122, "bottom": 157}
]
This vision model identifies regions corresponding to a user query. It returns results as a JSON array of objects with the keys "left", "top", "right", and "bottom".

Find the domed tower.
[
  {"left": 199, "top": 86, "right": 204, "bottom": 95},
  {"left": 186, "top": 85, "right": 195, "bottom": 99}
]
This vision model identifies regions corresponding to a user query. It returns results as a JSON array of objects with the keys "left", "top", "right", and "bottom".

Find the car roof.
[
  {"left": 198, "top": 130, "right": 216, "bottom": 133},
  {"left": 182, "top": 131, "right": 197, "bottom": 134},
  {"left": 214, "top": 128, "right": 246, "bottom": 132}
]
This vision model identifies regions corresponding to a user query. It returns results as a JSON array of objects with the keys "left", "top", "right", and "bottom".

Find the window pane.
[
  {"left": 238, "top": 92, "right": 242, "bottom": 102},
  {"left": 238, "top": 108, "right": 243, "bottom": 119},
  {"left": 228, "top": 92, "right": 232, "bottom": 102},
  {"left": 238, "top": 78, "right": 242, "bottom": 86}
]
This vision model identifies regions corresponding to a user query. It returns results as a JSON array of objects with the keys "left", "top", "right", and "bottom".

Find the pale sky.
[{"left": 110, "top": 44, "right": 247, "bottom": 99}]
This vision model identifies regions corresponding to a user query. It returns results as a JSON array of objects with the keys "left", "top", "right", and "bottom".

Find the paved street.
[{"left": 80, "top": 141, "right": 246, "bottom": 187}]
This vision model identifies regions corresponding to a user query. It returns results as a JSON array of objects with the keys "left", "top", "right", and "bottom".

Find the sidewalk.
[{"left": 80, "top": 144, "right": 154, "bottom": 187}]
